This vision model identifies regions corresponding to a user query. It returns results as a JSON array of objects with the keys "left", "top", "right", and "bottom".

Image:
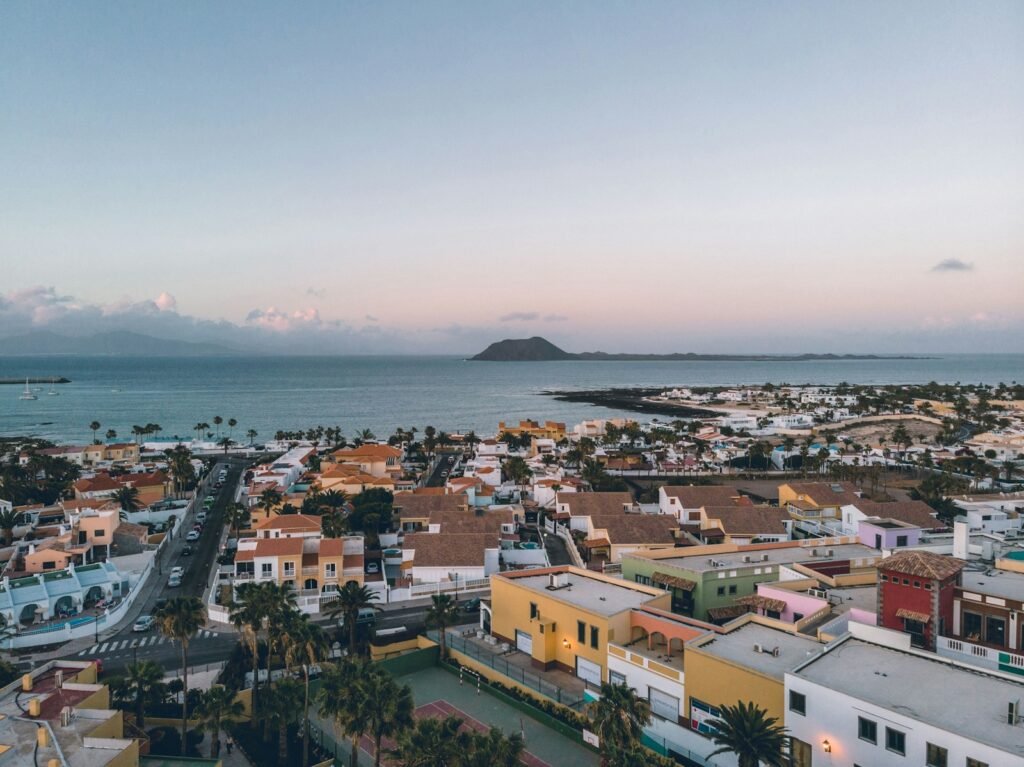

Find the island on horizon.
[{"left": 470, "top": 336, "right": 928, "bottom": 362}]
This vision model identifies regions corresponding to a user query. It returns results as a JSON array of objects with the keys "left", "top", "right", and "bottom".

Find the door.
[
  {"left": 575, "top": 656, "right": 602, "bottom": 687},
  {"left": 515, "top": 629, "right": 533, "bottom": 654}
]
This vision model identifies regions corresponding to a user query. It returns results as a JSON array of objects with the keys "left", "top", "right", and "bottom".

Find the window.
[
  {"left": 283, "top": 562, "right": 295, "bottom": 576},
  {"left": 880, "top": 574, "right": 888, "bottom": 581},
  {"left": 93, "top": 529, "right": 104, "bottom": 538},
  {"left": 577, "top": 620, "right": 586, "bottom": 643},
  {"left": 924, "top": 582, "right": 932, "bottom": 590},
  {"left": 716, "top": 586, "right": 726, "bottom": 596},
  {"left": 902, "top": 578, "right": 910, "bottom": 585},
  {"left": 43, "top": 561, "right": 56, "bottom": 570},
  {"left": 913, "top": 580, "right": 921, "bottom": 588},
  {"left": 609, "top": 670, "right": 626, "bottom": 686},
  {"left": 885, "top": 727, "right": 905, "bottom": 755},
  {"left": 261, "top": 563, "right": 273, "bottom": 576},
  {"left": 966, "top": 759, "right": 989, "bottom": 767},
  {"left": 634, "top": 575, "right": 651, "bottom": 585},
  {"left": 985, "top": 615, "right": 1006, "bottom": 646},
  {"left": 788, "top": 690, "right": 806, "bottom": 715},
  {"left": 529, "top": 602, "right": 538, "bottom": 620},
  {"left": 789, "top": 738, "right": 812, "bottom": 767},
  {"left": 896, "top": 535, "right": 908, "bottom": 547},
  {"left": 590, "top": 625, "right": 599, "bottom": 649},
  {"left": 963, "top": 611, "right": 983, "bottom": 640},
  {"left": 649, "top": 687, "right": 680, "bottom": 721},
  {"left": 728, "top": 585, "right": 737, "bottom": 595},
  {"left": 925, "top": 742, "right": 947, "bottom": 767},
  {"left": 904, "top": 618, "right": 927, "bottom": 648},
  {"left": 858, "top": 716, "right": 877, "bottom": 744},
  {"left": 324, "top": 563, "right": 336, "bottom": 578}
]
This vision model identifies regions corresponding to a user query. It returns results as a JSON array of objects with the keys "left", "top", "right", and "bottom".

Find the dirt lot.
[{"left": 827, "top": 418, "right": 941, "bottom": 447}]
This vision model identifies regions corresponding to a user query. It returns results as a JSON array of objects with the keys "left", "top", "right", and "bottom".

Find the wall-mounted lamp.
[
  {"left": 822, "top": 739, "right": 832, "bottom": 753},
  {"left": 562, "top": 638, "right": 571, "bottom": 649}
]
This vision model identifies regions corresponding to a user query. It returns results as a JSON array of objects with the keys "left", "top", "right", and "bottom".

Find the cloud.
[
  {"left": 306, "top": 287, "right": 327, "bottom": 298},
  {"left": 244, "top": 306, "right": 324, "bottom": 332},
  {"left": 499, "top": 311, "right": 540, "bottom": 322},
  {"left": 931, "top": 258, "right": 974, "bottom": 272},
  {"left": 154, "top": 292, "right": 177, "bottom": 311},
  {"left": 542, "top": 313, "right": 569, "bottom": 322}
]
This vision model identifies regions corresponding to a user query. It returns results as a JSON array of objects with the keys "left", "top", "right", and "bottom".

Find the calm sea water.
[{"left": 0, "top": 354, "right": 1021, "bottom": 444}]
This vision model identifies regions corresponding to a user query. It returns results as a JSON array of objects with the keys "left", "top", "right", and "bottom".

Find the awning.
[
  {"left": 896, "top": 608, "right": 931, "bottom": 624},
  {"left": 652, "top": 571, "right": 698, "bottom": 592},
  {"left": 581, "top": 538, "right": 611, "bottom": 549},
  {"left": 707, "top": 605, "right": 752, "bottom": 621},
  {"left": 552, "top": 512, "right": 572, "bottom": 520},
  {"left": 735, "top": 595, "right": 787, "bottom": 613}
]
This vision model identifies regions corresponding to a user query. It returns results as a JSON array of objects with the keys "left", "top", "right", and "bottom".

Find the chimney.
[{"left": 953, "top": 521, "right": 969, "bottom": 560}]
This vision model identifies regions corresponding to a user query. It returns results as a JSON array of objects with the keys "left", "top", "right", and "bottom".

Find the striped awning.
[
  {"left": 896, "top": 608, "right": 931, "bottom": 624},
  {"left": 736, "top": 595, "right": 787, "bottom": 613},
  {"left": 707, "top": 605, "right": 752, "bottom": 621},
  {"left": 652, "top": 571, "right": 698, "bottom": 592}
]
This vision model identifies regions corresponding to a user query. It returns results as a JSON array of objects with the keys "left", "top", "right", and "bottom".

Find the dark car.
[
  {"left": 462, "top": 597, "right": 481, "bottom": 613},
  {"left": 181, "top": 545, "right": 193, "bottom": 556}
]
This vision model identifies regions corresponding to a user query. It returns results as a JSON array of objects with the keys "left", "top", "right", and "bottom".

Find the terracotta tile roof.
[
  {"left": 663, "top": 485, "right": 748, "bottom": 508},
  {"left": 254, "top": 514, "right": 322, "bottom": 531},
  {"left": 394, "top": 494, "right": 468, "bottom": 518},
  {"left": 702, "top": 506, "right": 789, "bottom": 536},
  {"left": 74, "top": 474, "right": 120, "bottom": 492},
  {"left": 895, "top": 607, "right": 931, "bottom": 623},
  {"left": 253, "top": 538, "right": 304, "bottom": 557},
  {"left": 879, "top": 550, "right": 966, "bottom": 580},
  {"left": 581, "top": 538, "right": 612, "bottom": 549},
  {"left": 319, "top": 538, "right": 344, "bottom": 557},
  {"left": 783, "top": 481, "right": 861, "bottom": 507},
  {"left": 332, "top": 444, "right": 402, "bottom": 459},
  {"left": 653, "top": 571, "right": 697, "bottom": 591},
  {"left": 402, "top": 532, "right": 497, "bottom": 568},
  {"left": 856, "top": 500, "right": 945, "bottom": 530},
  {"left": 556, "top": 492, "right": 633, "bottom": 516},
  {"left": 707, "top": 604, "right": 752, "bottom": 621},
  {"left": 592, "top": 513, "right": 679, "bottom": 545},
  {"left": 736, "top": 594, "right": 787, "bottom": 612}
]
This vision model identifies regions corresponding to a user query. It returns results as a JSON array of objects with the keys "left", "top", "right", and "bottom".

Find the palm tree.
[
  {"left": 390, "top": 715, "right": 466, "bottom": 766},
  {"left": 320, "top": 489, "right": 349, "bottom": 515},
  {"left": 217, "top": 436, "right": 232, "bottom": 454},
  {"left": 113, "top": 485, "right": 142, "bottom": 513},
  {"left": 587, "top": 682, "right": 651, "bottom": 766},
  {"left": 105, "top": 429, "right": 117, "bottom": 441},
  {"left": 195, "top": 684, "right": 243, "bottom": 758},
  {"left": 326, "top": 581, "right": 380, "bottom": 655},
  {"left": 123, "top": 660, "right": 166, "bottom": 727},
  {"left": 155, "top": 596, "right": 206, "bottom": 750},
  {"left": 89, "top": 421, "right": 101, "bottom": 444},
  {"left": 707, "top": 700, "right": 789, "bottom": 767},
  {"left": 260, "top": 677, "right": 303, "bottom": 762},
  {"left": 319, "top": 659, "right": 372, "bottom": 767},
  {"left": 425, "top": 593, "right": 461, "bottom": 661},
  {"left": 229, "top": 582, "right": 268, "bottom": 709},
  {"left": 258, "top": 488, "right": 283, "bottom": 518},
  {"left": 0, "top": 510, "right": 19, "bottom": 546},
  {"left": 246, "top": 428, "right": 258, "bottom": 446},
  {"left": 213, "top": 416, "right": 223, "bottom": 437},
  {"left": 464, "top": 727, "right": 526, "bottom": 767},
  {"left": 224, "top": 502, "right": 250, "bottom": 539},
  {"left": 321, "top": 508, "right": 348, "bottom": 538},
  {"left": 363, "top": 668, "right": 414, "bottom": 767},
  {"left": 227, "top": 418, "right": 237, "bottom": 438},
  {"left": 282, "top": 615, "right": 330, "bottom": 767}
]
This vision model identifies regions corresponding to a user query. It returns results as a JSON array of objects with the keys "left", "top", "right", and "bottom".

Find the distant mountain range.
[
  {"left": 0, "top": 331, "right": 239, "bottom": 356},
  {"left": 471, "top": 337, "right": 923, "bottom": 362}
]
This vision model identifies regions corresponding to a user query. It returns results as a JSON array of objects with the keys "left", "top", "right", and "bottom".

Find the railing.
[
  {"left": 302, "top": 566, "right": 318, "bottom": 576},
  {"left": 409, "top": 578, "right": 490, "bottom": 597},
  {"left": 938, "top": 636, "right": 1024, "bottom": 675},
  {"left": 608, "top": 643, "right": 682, "bottom": 683},
  {"left": 432, "top": 630, "right": 585, "bottom": 710}
]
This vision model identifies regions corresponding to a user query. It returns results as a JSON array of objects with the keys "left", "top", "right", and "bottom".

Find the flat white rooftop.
[
  {"left": 656, "top": 543, "right": 880, "bottom": 573},
  {"left": 508, "top": 573, "right": 662, "bottom": 617},
  {"left": 695, "top": 622, "right": 825, "bottom": 679},
  {"left": 794, "top": 637, "right": 1024, "bottom": 757},
  {"left": 960, "top": 566, "right": 1024, "bottom": 602}
]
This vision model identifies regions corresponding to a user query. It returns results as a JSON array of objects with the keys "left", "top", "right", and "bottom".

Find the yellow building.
[
  {"left": 330, "top": 444, "right": 404, "bottom": 479},
  {"left": 498, "top": 419, "right": 568, "bottom": 442},
  {"left": 488, "top": 566, "right": 669, "bottom": 686},
  {"left": 777, "top": 481, "right": 862, "bottom": 527},
  {"left": 683, "top": 616, "right": 824, "bottom": 731}
]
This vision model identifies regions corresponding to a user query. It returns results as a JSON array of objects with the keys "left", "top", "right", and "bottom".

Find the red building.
[{"left": 877, "top": 550, "right": 965, "bottom": 650}]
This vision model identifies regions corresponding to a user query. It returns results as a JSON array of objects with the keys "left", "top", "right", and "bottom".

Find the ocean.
[{"left": 1, "top": 354, "right": 1021, "bottom": 444}]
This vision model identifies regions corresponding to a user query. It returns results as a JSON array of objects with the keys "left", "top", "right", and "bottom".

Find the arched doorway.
[
  {"left": 19, "top": 603, "right": 41, "bottom": 625},
  {"left": 303, "top": 578, "right": 318, "bottom": 591}
]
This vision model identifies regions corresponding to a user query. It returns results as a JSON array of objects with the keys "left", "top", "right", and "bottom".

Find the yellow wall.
[
  {"left": 76, "top": 684, "right": 112, "bottom": 711},
  {"left": 85, "top": 709, "right": 124, "bottom": 739},
  {"left": 104, "top": 740, "right": 140, "bottom": 767},
  {"left": 490, "top": 569, "right": 670, "bottom": 680},
  {"left": 684, "top": 643, "right": 784, "bottom": 722}
]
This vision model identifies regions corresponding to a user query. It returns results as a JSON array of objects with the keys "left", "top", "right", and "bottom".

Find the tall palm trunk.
[
  {"left": 278, "top": 720, "right": 288, "bottom": 763},
  {"left": 250, "top": 633, "right": 260, "bottom": 707},
  {"left": 350, "top": 734, "right": 360, "bottom": 767},
  {"left": 302, "top": 669, "right": 311, "bottom": 767},
  {"left": 374, "top": 732, "right": 384, "bottom": 767},
  {"left": 180, "top": 642, "right": 189, "bottom": 754},
  {"left": 349, "top": 619, "right": 357, "bottom": 655}
]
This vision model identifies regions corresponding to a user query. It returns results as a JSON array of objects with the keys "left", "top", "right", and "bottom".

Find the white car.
[
  {"left": 170, "top": 566, "right": 185, "bottom": 579},
  {"left": 195, "top": 511, "right": 208, "bottom": 523},
  {"left": 133, "top": 615, "right": 155, "bottom": 632},
  {"left": 186, "top": 530, "right": 200, "bottom": 542},
  {"left": 167, "top": 574, "right": 182, "bottom": 588}
]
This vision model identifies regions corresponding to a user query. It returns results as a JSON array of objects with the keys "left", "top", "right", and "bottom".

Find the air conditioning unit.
[
  {"left": 761, "top": 554, "right": 770, "bottom": 562},
  {"left": 53, "top": 671, "right": 63, "bottom": 689},
  {"left": 753, "top": 643, "right": 763, "bottom": 653},
  {"left": 1009, "top": 699, "right": 1021, "bottom": 725},
  {"left": 742, "top": 555, "right": 752, "bottom": 563},
  {"left": 771, "top": 647, "right": 780, "bottom": 657},
  {"left": 60, "top": 706, "right": 72, "bottom": 727},
  {"left": 809, "top": 548, "right": 818, "bottom": 557},
  {"left": 826, "top": 549, "right": 835, "bottom": 557}
]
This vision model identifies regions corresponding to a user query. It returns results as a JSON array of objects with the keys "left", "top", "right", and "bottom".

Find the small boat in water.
[
  {"left": 48, "top": 378, "right": 59, "bottom": 396},
  {"left": 19, "top": 379, "right": 37, "bottom": 400}
]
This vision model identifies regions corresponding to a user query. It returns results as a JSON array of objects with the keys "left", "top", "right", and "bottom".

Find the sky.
[{"left": 1, "top": 1, "right": 1022, "bottom": 354}]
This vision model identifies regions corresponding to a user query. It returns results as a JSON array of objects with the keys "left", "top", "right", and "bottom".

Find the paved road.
[
  {"left": 424, "top": 452, "right": 460, "bottom": 487},
  {"left": 83, "top": 458, "right": 249, "bottom": 675}
]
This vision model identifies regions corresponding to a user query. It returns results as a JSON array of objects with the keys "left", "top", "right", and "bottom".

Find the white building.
[{"left": 785, "top": 622, "right": 1024, "bottom": 767}]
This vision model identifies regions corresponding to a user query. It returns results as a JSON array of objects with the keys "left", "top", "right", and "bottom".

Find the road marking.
[
  {"left": 79, "top": 645, "right": 98, "bottom": 656},
  {"left": 97, "top": 642, "right": 109, "bottom": 653}
]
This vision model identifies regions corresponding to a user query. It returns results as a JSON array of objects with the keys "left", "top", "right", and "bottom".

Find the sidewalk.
[{"left": 218, "top": 730, "right": 252, "bottom": 767}]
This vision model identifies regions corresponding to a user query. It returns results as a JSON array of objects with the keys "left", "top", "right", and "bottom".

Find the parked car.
[
  {"left": 167, "top": 574, "right": 182, "bottom": 588},
  {"left": 195, "top": 511, "right": 208, "bottom": 523},
  {"left": 181, "top": 545, "right": 193, "bottom": 556},
  {"left": 186, "top": 530, "right": 200, "bottom": 542},
  {"left": 133, "top": 615, "right": 155, "bottom": 632},
  {"left": 365, "top": 561, "right": 380, "bottom": 574},
  {"left": 338, "top": 607, "right": 378, "bottom": 627},
  {"left": 462, "top": 597, "right": 481, "bottom": 613},
  {"left": 154, "top": 598, "right": 168, "bottom": 611},
  {"left": 170, "top": 566, "right": 185, "bottom": 578}
]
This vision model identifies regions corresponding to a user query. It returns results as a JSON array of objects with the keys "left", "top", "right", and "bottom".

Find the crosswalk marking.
[
  {"left": 75, "top": 629, "right": 225, "bottom": 658},
  {"left": 97, "top": 642, "right": 109, "bottom": 653}
]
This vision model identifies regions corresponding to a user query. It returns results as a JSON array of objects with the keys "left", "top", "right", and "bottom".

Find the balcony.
[
  {"left": 937, "top": 636, "right": 1024, "bottom": 676},
  {"left": 301, "top": 566, "right": 318, "bottom": 576},
  {"left": 608, "top": 642, "right": 683, "bottom": 683}
]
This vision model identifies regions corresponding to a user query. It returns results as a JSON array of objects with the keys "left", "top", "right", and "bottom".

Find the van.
[{"left": 338, "top": 607, "right": 378, "bottom": 627}]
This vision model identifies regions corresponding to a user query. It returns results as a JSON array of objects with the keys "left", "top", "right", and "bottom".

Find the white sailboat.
[
  {"left": 47, "top": 377, "right": 59, "bottom": 396},
  {"left": 19, "top": 379, "right": 37, "bottom": 400}
]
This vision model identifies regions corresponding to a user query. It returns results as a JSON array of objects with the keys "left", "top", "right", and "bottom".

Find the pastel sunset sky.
[{"left": 2, "top": 2, "right": 1022, "bottom": 354}]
